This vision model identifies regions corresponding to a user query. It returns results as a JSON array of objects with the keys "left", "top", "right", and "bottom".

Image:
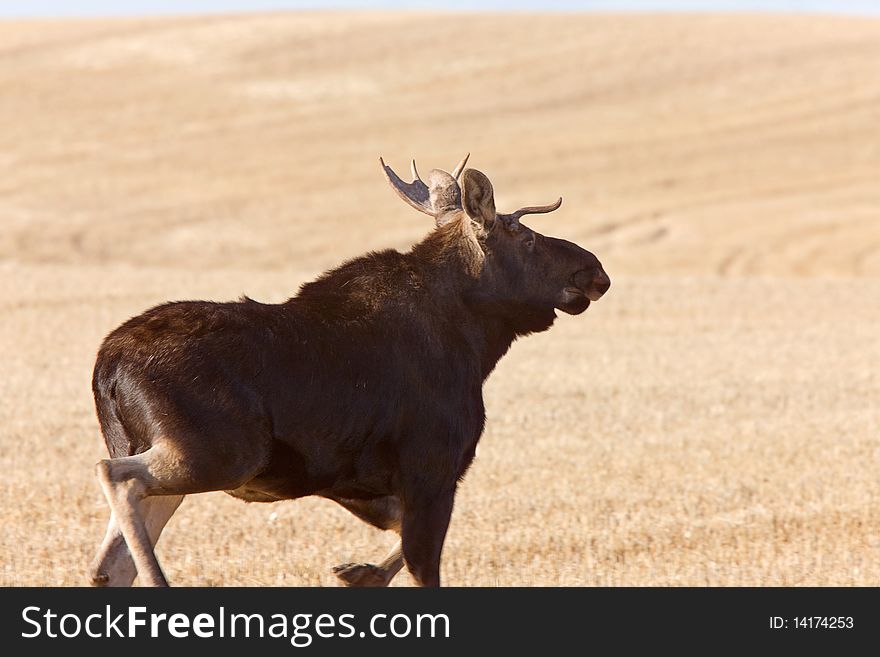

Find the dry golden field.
[{"left": 1, "top": 12, "right": 879, "bottom": 586}]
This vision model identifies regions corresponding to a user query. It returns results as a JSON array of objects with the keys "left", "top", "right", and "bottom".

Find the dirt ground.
[{"left": 1, "top": 12, "right": 878, "bottom": 585}]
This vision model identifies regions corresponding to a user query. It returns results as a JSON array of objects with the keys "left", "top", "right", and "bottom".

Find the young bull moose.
[{"left": 89, "top": 155, "right": 610, "bottom": 587}]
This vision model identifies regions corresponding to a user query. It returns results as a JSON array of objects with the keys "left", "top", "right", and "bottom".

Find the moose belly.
[{"left": 225, "top": 437, "right": 396, "bottom": 503}]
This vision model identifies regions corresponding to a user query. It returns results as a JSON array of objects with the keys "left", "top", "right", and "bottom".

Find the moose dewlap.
[{"left": 89, "top": 154, "right": 610, "bottom": 587}]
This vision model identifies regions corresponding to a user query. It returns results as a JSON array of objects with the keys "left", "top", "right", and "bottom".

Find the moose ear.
[{"left": 460, "top": 169, "right": 496, "bottom": 228}]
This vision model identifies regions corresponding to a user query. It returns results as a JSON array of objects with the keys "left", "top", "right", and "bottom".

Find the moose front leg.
[
  {"left": 332, "top": 496, "right": 403, "bottom": 587},
  {"left": 333, "top": 540, "right": 403, "bottom": 587},
  {"left": 401, "top": 487, "right": 456, "bottom": 587}
]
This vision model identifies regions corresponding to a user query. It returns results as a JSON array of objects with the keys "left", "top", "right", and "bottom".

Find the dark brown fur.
[{"left": 90, "top": 168, "right": 609, "bottom": 587}]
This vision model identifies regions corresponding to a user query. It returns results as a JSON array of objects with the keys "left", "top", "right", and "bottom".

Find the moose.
[{"left": 88, "top": 154, "right": 610, "bottom": 587}]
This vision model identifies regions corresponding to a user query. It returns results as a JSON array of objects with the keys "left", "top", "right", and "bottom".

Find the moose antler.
[
  {"left": 497, "top": 197, "right": 563, "bottom": 226},
  {"left": 451, "top": 153, "right": 469, "bottom": 180},
  {"left": 380, "top": 154, "right": 470, "bottom": 217}
]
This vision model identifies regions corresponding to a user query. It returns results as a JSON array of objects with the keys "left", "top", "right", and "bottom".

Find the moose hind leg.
[
  {"left": 89, "top": 513, "right": 134, "bottom": 587},
  {"left": 331, "top": 496, "right": 404, "bottom": 587},
  {"left": 89, "top": 495, "right": 184, "bottom": 587},
  {"left": 96, "top": 450, "right": 178, "bottom": 587},
  {"left": 97, "top": 432, "right": 261, "bottom": 587}
]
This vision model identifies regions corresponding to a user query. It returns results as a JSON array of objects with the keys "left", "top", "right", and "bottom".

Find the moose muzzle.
[{"left": 573, "top": 267, "right": 611, "bottom": 302}]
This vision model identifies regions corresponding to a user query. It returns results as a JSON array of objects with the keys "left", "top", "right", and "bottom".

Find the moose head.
[{"left": 381, "top": 154, "right": 610, "bottom": 331}]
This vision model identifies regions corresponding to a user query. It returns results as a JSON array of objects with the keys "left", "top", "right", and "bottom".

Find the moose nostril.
[
  {"left": 572, "top": 269, "right": 593, "bottom": 290},
  {"left": 572, "top": 268, "right": 610, "bottom": 294}
]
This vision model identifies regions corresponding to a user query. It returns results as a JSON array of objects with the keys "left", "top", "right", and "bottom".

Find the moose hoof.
[
  {"left": 89, "top": 572, "right": 110, "bottom": 587},
  {"left": 333, "top": 562, "right": 388, "bottom": 587}
]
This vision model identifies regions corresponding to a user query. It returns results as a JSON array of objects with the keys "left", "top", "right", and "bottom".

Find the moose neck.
[
  {"left": 411, "top": 219, "right": 557, "bottom": 381},
  {"left": 462, "top": 295, "right": 557, "bottom": 380}
]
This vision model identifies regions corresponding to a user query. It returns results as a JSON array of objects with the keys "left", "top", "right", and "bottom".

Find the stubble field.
[{"left": 0, "top": 11, "right": 878, "bottom": 585}]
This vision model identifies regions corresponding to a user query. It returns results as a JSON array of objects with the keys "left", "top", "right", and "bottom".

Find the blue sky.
[{"left": 1, "top": 1, "right": 879, "bottom": 18}]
